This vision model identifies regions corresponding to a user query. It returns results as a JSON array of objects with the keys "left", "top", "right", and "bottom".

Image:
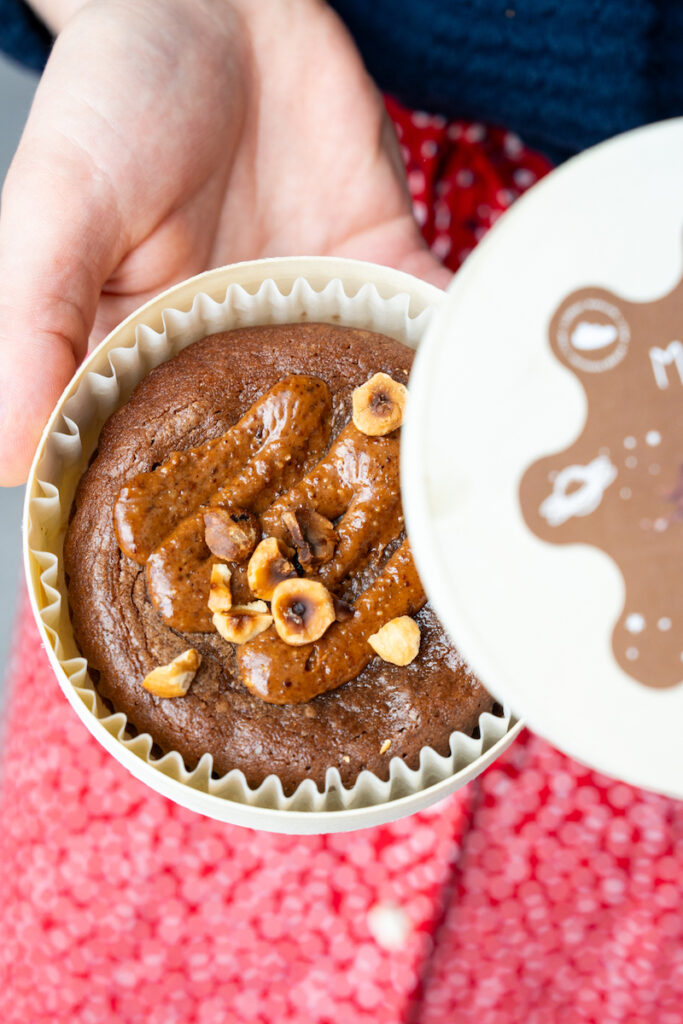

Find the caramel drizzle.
[
  {"left": 114, "top": 376, "right": 332, "bottom": 631},
  {"left": 114, "top": 375, "right": 332, "bottom": 564},
  {"left": 237, "top": 541, "right": 424, "bottom": 704},
  {"left": 261, "top": 422, "right": 403, "bottom": 590},
  {"left": 114, "top": 374, "right": 426, "bottom": 703}
]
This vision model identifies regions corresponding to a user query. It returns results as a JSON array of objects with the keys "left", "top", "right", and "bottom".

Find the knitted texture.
[
  {"left": 332, "top": 0, "right": 683, "bottom": 160},
  {"left": 4, "top": 0, "right": 683, "bottom": 158},
  {"left": 0, "top": 0, "right": 51, "bottom": 71},
  {"left": 0, "top": 105, "right": 682, "bottom": 1024}
]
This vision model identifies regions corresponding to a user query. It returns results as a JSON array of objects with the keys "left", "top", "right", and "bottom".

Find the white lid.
[{"left": 403, "top": 120, "right": 683, "bottom": 798}]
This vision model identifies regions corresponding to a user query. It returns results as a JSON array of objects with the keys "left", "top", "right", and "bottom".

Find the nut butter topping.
[
  {"left": 113, "top": 370, "right": 425, "bottom": 703},
  {"left": 115, "top": 375, "right": 332, "bottom": 632},
  {"left": 114, "top": 375, "right": 332, "bottom": 564},
  {"left": 261, "top": 422, "right": 403, "bottom": 593},
  {"left": 237, "top": 541, "right": 424, "bottom": 703},
  {"left": 147, "top": 415, "right": 403, "bottom": 632}
]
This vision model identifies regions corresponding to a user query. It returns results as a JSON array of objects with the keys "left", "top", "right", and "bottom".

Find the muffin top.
[{"left": 64, "top": 323, "right": 492, "bottom": 793}]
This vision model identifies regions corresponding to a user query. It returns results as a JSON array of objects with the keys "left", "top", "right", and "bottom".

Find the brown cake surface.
[{"left": 64, "top": 323, "right": 493, "bottom": 793}]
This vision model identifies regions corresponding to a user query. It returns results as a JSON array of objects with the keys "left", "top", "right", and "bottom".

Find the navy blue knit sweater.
[{"left": 2, "top": 0, "right": 682, "bottom": 160}]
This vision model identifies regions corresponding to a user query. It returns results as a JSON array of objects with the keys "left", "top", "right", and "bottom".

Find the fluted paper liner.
[{"left": 24, "top": 258, "right": 521, "bottom": 833}]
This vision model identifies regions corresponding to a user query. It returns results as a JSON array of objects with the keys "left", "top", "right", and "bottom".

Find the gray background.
[{"left": 0, "top": 54, "right": 39, "bottom": 693}]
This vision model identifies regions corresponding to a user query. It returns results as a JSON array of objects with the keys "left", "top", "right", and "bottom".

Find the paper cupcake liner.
[{"left": 24, "top": 258, "right": 521, "bottom": 833}]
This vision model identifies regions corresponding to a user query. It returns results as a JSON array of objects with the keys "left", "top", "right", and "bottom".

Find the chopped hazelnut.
[
  {"left": 368, "top": 616, "right": 420, "bottom": 666},
  {"left": 212, "top": 602, "right": 273, "bottom": 644},
  {"left": 203, "top": 506, "right": 259, "bottom": 563},
  {"left": 271, "top": 578, "right": 336, "bottom": 646},
  {"left": 208, "top": 563, "right": 232, "bottom": 613},
  {"left": 352, "top": 372, "right": 408, "bottom": 436},
  {"left": 247, "top": 536, "right": 297, "bottom": 600},
  {"left": 142, "top": 648, "right": 201, "bottom": 698},
  {"left": 379, "top": 739, "right": 392, "bottom": 755},
  {"left": 332, "top": 594, "right": 355, "bottom": 622},
  {"left": 282, "top": 508, "right": 338, "bottom": 567}
]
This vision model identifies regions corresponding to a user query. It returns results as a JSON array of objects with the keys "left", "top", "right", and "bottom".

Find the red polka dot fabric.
[
  {"left": 385, "top": 97, "right": 552, "bottom": 272},
  {"left": 1, "top": 105, "right": 681, "bottom": 1024}
]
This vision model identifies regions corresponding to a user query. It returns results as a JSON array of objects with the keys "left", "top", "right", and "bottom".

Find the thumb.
[
  {"left": 332, "top": 212, "right": 453, "bottom": 291},
  {"left": 0, "top": 72, "right": 122, "bottom": 486}
]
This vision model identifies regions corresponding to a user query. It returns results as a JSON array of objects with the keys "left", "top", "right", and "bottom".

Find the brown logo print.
[{"left": 519, "top": 281, "right": 682, "bottom": 689}]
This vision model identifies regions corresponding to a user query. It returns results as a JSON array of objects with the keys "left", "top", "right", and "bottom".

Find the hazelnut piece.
[
  {"left": 271, "top": 578, "right": 336, "bottom": 646},
  {"left": 203, "top": 506, "right": 259, "bottom": 563},
  {"left": 247, "top": 536, "right": 297, "bottom": 601},
  {"left": 282, "top": 508, "right": 338, "bottom": 567},
  {"left": 368, "top": 616, "right": 420, "bottom": 666},
  {"left": 352, "top": 372, "right": 408, "bottom": 436},
  {"left": 208, "top": 563, "right": 232, "bottom": 613},
  {"left": 212, "top": 602, "right": 273, "bottom": 644},
  {"left": 332, "top": 594, "right": 355, "bottom": 622},
  {"left": 142, "top": 648, "right": 201, "bottom": 698}
]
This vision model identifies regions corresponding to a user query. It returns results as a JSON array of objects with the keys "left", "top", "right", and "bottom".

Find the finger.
[
  {"left": 329, "top": 212, "right": 453, "bottom": 290},
  {"left": 92, "top": 180, "right": 230, "bottom": 345},
  {"left": 0, "top": 23, "right": 137, "bottom": 485},
  {"left": 0, "top": 142, "right": 121, "bottom": 484}
]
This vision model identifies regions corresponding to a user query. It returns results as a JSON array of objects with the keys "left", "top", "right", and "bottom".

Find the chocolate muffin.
[{"left": 64, "top": 323, "right": 493, "bottom": 793}]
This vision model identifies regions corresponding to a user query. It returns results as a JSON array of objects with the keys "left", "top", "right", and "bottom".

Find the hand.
[{"left": 0, "top": 0, "right": 448, "bottom": 484}]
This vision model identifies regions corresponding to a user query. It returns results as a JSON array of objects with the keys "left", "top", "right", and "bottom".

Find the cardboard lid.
[{"left": 402, "top": 120, "right": 683, "bottom": 798}]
